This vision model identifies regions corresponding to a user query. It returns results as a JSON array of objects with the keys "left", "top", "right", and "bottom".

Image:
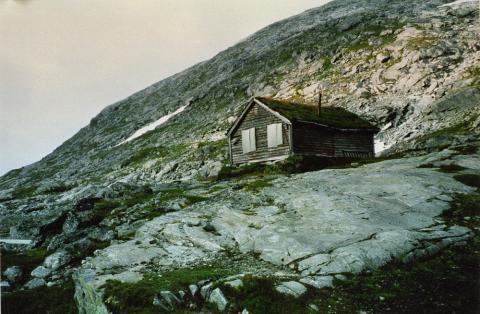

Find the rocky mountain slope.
[{"left": 1, "top": 0, "right": 479, "bottom": 313}]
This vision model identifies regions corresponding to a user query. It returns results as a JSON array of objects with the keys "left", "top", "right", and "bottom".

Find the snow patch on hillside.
[
  {"left": 117, "top": 105, "right": 189, "bottom": 146},
  {"left": 439, "top": 0, "right": 477, "bottom": 7}
]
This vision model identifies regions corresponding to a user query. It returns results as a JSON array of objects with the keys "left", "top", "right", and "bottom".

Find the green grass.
[
  {"left": 122, "top": 146, "right": 168, "bottom": 167},
  {"left": 157, "top": 188, "right": 208, "bottom": 208},
  {"left": 346, "top": 40, "right": 371, "bottom": 52},
  {"left": 406, "top": 33, "right": 438, "bottom": 50},
  {"left": 102, "top": 266, "right": 238, "bottom": 314},
  {"left": 218, "top": 154, "right": 402, "bottom": 181},
  {"left": 242, "top": 178, "right": 273, "bottom": 193},
  {"left": 257, "top": 97, "right": 377, "bottom": 130},
  {"left": 312, "top": 236, "right": 479, "bottom": 313},
  {"left": 464, "top": 66, "right": 480, "bottom": 86},
  {"left": 442, "top": 194, "right": 480, "bottom": 227},
  {"left": 219, "top": 275, "right": 314, "bottom": 314},
  {"left": 1, "top": 248, "right": 48, "bottom": 286},
  {"left": 12, "top": 186, "right": 37, "bottom": 199},
  {"left": 2, "top": 279, "right": 77, "bottom": 314}
]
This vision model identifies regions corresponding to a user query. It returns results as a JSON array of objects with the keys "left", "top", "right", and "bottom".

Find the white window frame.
[
  {"left": 242, "top": 127, "right": 256, "bottom": 153},
  {"left": 267, "top": 123, "right": 283, "bottom": 148}
]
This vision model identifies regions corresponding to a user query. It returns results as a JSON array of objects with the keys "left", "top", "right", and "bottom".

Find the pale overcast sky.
[{"left": 0, "top": 0, "right": 330, "bottom": 175}]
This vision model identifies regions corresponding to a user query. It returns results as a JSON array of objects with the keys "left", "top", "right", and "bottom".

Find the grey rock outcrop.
[
  {"left": 31, "top": 266, "right": 51, "bottom": 279},
  {"left": 3, "top": 266, "right": 22, "bottom": 284},
  {"left": 208, "top": 288, "right": 229, "bottom": 311},
  {"left": 44, "top": 250, "right": 71, "bottom": 271},
  {"left": 25, "top": 278, "right": 46, "bottom": 289},
  {"left": 275, "top": 281, "right": 307, "bottom": 298}
]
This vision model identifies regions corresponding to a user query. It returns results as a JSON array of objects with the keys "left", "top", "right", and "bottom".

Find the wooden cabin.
[{"left": 227, "top": 97, "right": 379, "bottom": 165}]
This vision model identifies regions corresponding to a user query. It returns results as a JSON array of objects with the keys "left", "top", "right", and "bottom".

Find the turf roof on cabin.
[{"left": 256, "top": 97, "right": 378, "bottom": 130}]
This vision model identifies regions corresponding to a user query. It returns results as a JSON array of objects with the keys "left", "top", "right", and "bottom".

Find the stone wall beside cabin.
[{"left": 230, "top": 103, "right": 291, "bottom": 165}]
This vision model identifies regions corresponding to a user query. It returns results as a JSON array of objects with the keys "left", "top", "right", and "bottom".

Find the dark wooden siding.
[
  {"left": 230, "top": 103, "right": 291, "bottom": 165},
  {"left": 333, "top": 131, "right": 374, "bottom": 158},
  {"left": 292, "top": 121, "right": 375, "bottom": 158},
  {"left": 292, "top": 122, "right": 335, "bottom": 156}
]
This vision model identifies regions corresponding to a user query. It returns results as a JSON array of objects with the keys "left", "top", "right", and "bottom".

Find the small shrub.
[{"left": 2, "top": 279, "right": 76, "bottom": 314}]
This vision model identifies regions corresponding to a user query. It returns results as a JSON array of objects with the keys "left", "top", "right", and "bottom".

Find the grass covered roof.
[{"left": 256, "top": 97, "right": 378, "bottom": 130}]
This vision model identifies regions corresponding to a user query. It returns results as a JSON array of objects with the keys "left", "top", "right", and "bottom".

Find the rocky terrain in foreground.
[{"left": 1, "top": 0, "right": 479, "bottom": 313}]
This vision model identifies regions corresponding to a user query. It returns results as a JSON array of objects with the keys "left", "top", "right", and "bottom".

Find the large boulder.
[
  {"left": 208, "top": 288, "right": 228, "bottom": 311},
  {"left": 25, "top": 278, "right": 46, "bottom": 289},
  {"left": 44, "top": 250, "right": 72, "bottom": 270},
  {"left": 31, "top": 266, "right": 51, "bottom": 278},
  {"left": 275, "top": 281, "right": 307, "bottom": 298},
  {"left": 3, "top": 266, "right": 22, "bottom": 284}
]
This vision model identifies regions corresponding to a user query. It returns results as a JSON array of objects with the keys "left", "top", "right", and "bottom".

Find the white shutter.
[
  {"left": 242, "top": 129, "right": 250, "bottom": 153},
  {"left": 275, "top": 123, "right": 283, "bottom": 146},
  {"left": 267, "top": 124, "right": 276, "bottom": 148},
  {"left": 267, "top": 123, "right": 283, "bottom": 147},
  {"left": 242, "top": 128, "right": 256, "bottom": 153},
  {"left": 249, "top": 128, "right": 256, "bottom": 151}
]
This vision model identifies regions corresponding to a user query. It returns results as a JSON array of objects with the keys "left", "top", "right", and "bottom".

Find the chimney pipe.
[{"left": 317, "top": 89, "right": 322, "bottom": 116}]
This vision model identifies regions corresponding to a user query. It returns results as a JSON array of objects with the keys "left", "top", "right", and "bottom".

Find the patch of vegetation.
[
  {"left": 242, "top": 178, "right": 273, "bottom": 193},
  {"left": 406, "top": 33, "right": 438, "bottom": 50},
  {"left": 218, "top": 154, "right": 405, "bottom": 181},
  {"left": 217, "top": 163, "right": 267, "bottom": 180},
  {"left": 464, "top": 65, "right": 480, "bottom": 86},
  {"left": 102, "top": 266, "right": 238, "bottom": 314},
  {"left": 417, "top": 163, "right": 434, "bottom": 168},
  {"left": 1, "top": 248, "right": 48, "bottom": 286},
  {"left": 307, "top": 189, "right": 480, "bottom": 313},
  {"left": 454, "top": 174, "right": 480, "bottom": 189},
  {"left": 12, "top": 186, "right": 37, "bottom": 199},
  {"left": 454, "top": 145, "right": 478, "bottom": 155},
  {"left": 68, "top": 240, "right": 111, "bottom": 266},
  {"left": 406, "top": 120, "right": 473, "bottom": 150},
  {"left": 220, "top": 275, "right": 313, "bottom": 314},
  {"left": 122, "top": 146, "right": 168, "bottom": 167},
  {"left": 312, "top": 236, "right": 479, "bottom": 313},
  {"left": 442, "top": 193, "right": 480, "bottom": 227},
  {"left": 258, "top": 97, "right": 376, "bottom": 129},
  {"left": 437, "top": 164, "right": 466, "bottom": 173},
  {"left": 157, "top": 188, "right": 208, "bottom": 208},
  {"left": 2, "top": 279, "right": 77, "bottom": 314},
  {"left": 78, "top": 191, "right": 155, "bottom": 229},
  {"left": 316, "top": 56, "right": 338, "bottom": 80},
  {"left": 346, "top": 39, "right": 371, "bottom": 52}
]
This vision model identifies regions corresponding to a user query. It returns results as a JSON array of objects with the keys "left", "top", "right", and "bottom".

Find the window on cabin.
[
  {"left": 267, "top": 123, "right": 283, "bottom": 148},
  {"left": 242, "top": 127, "right": 256, "bottom": 153}
]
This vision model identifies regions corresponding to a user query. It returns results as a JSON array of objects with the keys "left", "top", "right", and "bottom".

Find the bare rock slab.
[{"left": 275, "top": 281, "right": 307, "bottom": 298}]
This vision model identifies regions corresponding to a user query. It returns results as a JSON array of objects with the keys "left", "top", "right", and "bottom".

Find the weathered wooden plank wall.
[
  {"left": 333, "top": 131, "right": 374, "bottom": 157},
  {"left": 230, "top": 103, "right": 290, "bottom": 164},
  {"left": 292, "top": 122, "right": 335, "bottom": 156}
]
